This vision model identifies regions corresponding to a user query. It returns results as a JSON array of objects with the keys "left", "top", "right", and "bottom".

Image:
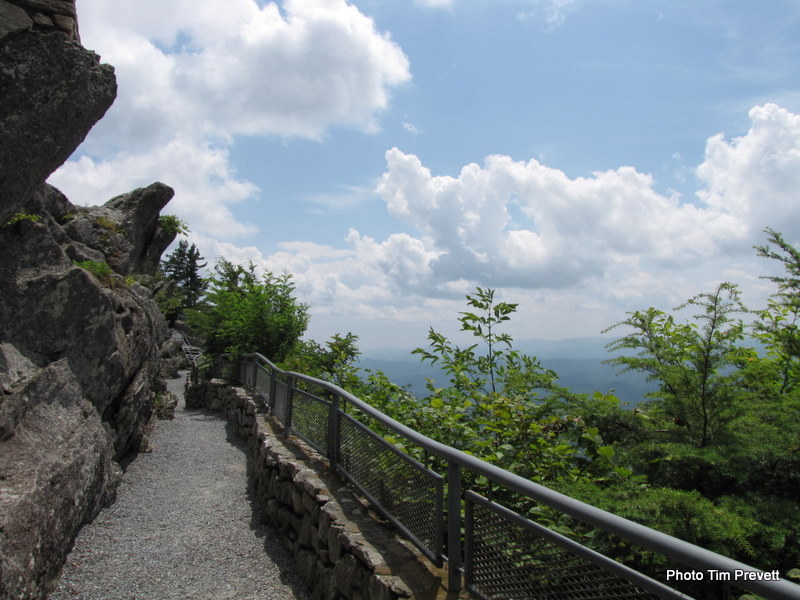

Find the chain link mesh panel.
[
  {"left": 466, "top": 492, "right": 665, "bottom": 600},
  {"left": 338, "top": 412, "right": 443, "bottom": 564},
  {"left": 289, "top": 389, "right": 330, "bottom": 454},
  {"left": 272, "top": 379, "right": 289, "bottom": 423},
  {"left": 213, "top": 356, "right": 239, "bottom": 381},
  {"left": 253, "top": 364, "right": 271, "bottom": 403},
  {"left": 242, "top": 360, "right": 255, "bottom": 387}
]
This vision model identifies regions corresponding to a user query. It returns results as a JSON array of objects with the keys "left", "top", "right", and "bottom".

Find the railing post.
[
  {"left": 327, "top": 392, "right": 340, "bottom": 474},
  {"left": 447, "top": 460, "right": 462, "bottom": 593},
  {"left": 284, "top": 375, "right": 294, "bottom": 438}
]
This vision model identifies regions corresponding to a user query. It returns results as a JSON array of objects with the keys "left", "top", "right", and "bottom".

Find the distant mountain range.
[{"left": 357, "top": 337, "right": 656, "bottom": 406}]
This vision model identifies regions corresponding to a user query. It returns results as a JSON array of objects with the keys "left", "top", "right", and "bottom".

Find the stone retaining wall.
[
  {"left": 185, "top": 379, "right": 449, "bottom": 600},
  {"left": 1, "top": 0, "right": 79, "bottom": 40}
]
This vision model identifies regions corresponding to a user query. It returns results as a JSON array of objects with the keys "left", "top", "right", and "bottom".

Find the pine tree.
[{"left": 162, "top": 240, "right": 208, "bottom": 312}]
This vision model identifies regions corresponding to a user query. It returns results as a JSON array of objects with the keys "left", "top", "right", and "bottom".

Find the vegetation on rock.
[
  {"left": 3, "top": 212, "right": 42, "bottom": 227},
  {"left": 158, "top": 214, "right": 189, "bottom": 236}
]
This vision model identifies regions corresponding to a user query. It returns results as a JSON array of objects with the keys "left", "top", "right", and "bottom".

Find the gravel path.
[{"left": 48, "top": 372, "right": 311, "bottom": 600}]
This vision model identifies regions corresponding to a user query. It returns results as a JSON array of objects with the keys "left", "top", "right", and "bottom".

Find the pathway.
[{"left": 48, "top": 372, "right": 310, "bottom": 600}]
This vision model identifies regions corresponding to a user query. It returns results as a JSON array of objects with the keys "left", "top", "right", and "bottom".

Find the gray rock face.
[
  {"left": 0, "top": 360, "right": 118, "bottom": 600},
  {"left": 0, "top": 28, "right": 116, "bottom": 225},
  {"left": 62, "top": 182, "right": 177, "bottom": 276},
  {"left": 0, "top": 8, "right": 177, "bottom": 599}
]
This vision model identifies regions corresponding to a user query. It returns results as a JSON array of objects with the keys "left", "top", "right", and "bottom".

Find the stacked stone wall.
[
  {"left": 185, "top": 379, "right": 452, "bottom": 600},
  {"left": 1, "top": 0, "right": 79, "bottom": 40}
]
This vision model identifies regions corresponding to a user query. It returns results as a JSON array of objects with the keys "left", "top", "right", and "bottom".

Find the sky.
[{"left": 49, "top": 0, "right": 800, "bottom": 351}]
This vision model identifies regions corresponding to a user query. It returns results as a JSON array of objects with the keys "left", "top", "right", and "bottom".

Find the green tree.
[
  {"left": 413, "top": 287, "right": 566, "bottom": 406},
  {"left": 604, "top": 282, "right": 750, "bottom": 448},
  {"left": 190, "top": 260, "right": 308, "bottom": 362},
  {"left": 282, "top": 332, "right": 361, "bottom": 390},
  {"left": 161, "top": 240, "right": 208, "bottom": 312},
  {"left": 398, "top": 288, "right": 586, "bottom": 484},
  {"left": 752, "top": 227, "right": 800, "bottom": 393}
]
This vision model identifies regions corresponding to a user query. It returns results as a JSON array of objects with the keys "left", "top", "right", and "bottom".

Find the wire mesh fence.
[
  {"left": 289, "top": 388, "right": 330, "bottom": 455},
  {"left": 464, "top": 491, "right": 679, "bottom": 600},
  {"left": 338, "top": 410, "right": 444, "bottom": 565},
  {"left": 212, "top": 355, "right": 239, "bottom": 381},
  {"left": 272, "top": 377, "right": 290, "bottom": 423},
  {"left": 203, "top": 354, "right": 800, "bottom": 600},
  {"left": 253, "top": 363, "right": 271, "bottom": 403}
]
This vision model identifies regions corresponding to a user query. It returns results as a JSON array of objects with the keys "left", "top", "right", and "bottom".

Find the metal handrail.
[
  {"left": 179, "top": 331, "right": 203, "bottom": 367},
  {"left": 202, "top": 352, "right": 800, "bottom": 600}
]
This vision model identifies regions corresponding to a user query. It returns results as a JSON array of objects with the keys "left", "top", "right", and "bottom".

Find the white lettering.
[
  {"left": 734, "top": 570, "right": 782, "bottom": 581},
  {"left": 666, "top": 570, "right": 704, "bottom": 581},
  {"left": 707, "top": 569, "right": 731, "bottom": 581}
]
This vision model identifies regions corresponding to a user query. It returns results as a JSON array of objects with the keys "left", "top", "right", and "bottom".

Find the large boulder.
[
  {"left": 62, "top": 182, "right": 177, "bottom": 276},
  {"left": 0, "top": 27, "right": 115, "bottom": 225},
  {"left": 0, "top": 360, "right": 119, "bottom": 600},
  {"left": 0, "top": 3, "right": 178, "bottom": 597},
  {"left": 0, "top": 192, "right": 176, "bottom": 598},
  {"left": 0, "top": 212, "right": 171, "bottom": 453}
]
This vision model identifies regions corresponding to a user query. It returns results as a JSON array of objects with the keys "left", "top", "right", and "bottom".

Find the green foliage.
[
  {"left": 152, "top": 392, "right": 178, "bottom": 420},
  {"left": 3, "top": 212, "right": 42, "bottom": 227},
  {"left": 189, "top": 259, "right": 308, "bottom": 362},
  {"left": 73, "top": 259, "right": 114, "bottom": 280},
  {"left": 161, "top": 240, "right": 208, "bottom": 318},
  {"left": 94, "top": 215, "right": 121, "bottom": 233},
  {"left": 282, "top": 332, "right": 361, "bottom": 390},
  {"left": 604, "top": 282, "right": 750, "bottom": 448},
  {"left": 413, "top": 287, "right": 569, "bottom": 406},
  {"left": 556, "top": 479, "right": 766, "bottom": 571},
  {"left": 591, "top": 231, "right": 800, "bottom": 575},
  {"left": 263, "top": 232, "right": 800, "bottom": 578},
  {"left": 359, "top": 288, "right": 591, "bottom": 491},
  {"left": 158, "top": 215, "right": 189, "bottom": 236},
  {"left": 752, "top": 227, "right": 800, "bottom": 393}
]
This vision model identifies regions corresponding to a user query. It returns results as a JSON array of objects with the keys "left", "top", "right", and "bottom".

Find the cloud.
[
  {"left": 518, "top": 0, "right": 581, "bottom": 28},
  {"left": 189, "top": 103, "right": 800, "bottom": 347},
  {"left": 77, "top": 0, "right": 411, "bottom": 147},
  {"left": 302, "top": 185, "right": 379, "bottom": 212},
  {"left": 345, "top": 229, "right": 441, "bottom": 292},
  {"left": 286, "top": 103, "right": 793, "bottom": 305},
  {"left": 49, "top": 136, "right": 258, "bottom": 239},
  {"left": 50, "top": 0, "right": 412, "bottom": 246},
  {"left": 696, "top": 103, "right": 800, "bottom": 239},
  {"left": 402, "top": 122, "right": 421, "bottom": 134},
  {"left": 369, "top": 148, "right": 744, "bottom": 291},
  {"left": 413, "top": 0, "right": 453, "bottom": 8}
]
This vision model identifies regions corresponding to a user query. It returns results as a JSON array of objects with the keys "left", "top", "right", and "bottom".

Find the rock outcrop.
[
  {"left": 0, "top": 10, "right": 110, "bottom": 225},
  {"left": 0, "top": 3, "right": 178, "bottom": 598}
]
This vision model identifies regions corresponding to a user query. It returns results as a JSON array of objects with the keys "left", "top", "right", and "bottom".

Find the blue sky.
[{"left": 50, "top": 0, "right": 800, "bottom": 350}]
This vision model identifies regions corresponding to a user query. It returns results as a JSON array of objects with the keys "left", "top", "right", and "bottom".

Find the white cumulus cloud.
[
  {"left": 696, "top": 103, "right": 800, "bottom": 239},
  {"left": 50, "top": 0, "right": 411, "bottom": 244},
  {"left": 414, "top": 0, "right": 453, "bottom": 7},
  {"left": 372, "top": 146, "right": 747, "bottom": 291},
  {"left": 219, "top": 104, "right": 800, "bottom": 345},
  {"left": 49, "top": 136, "right": 258, "bottom": 239},
  {"left": 77, "top": 0, "right": 411, "bottom": 146}
]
